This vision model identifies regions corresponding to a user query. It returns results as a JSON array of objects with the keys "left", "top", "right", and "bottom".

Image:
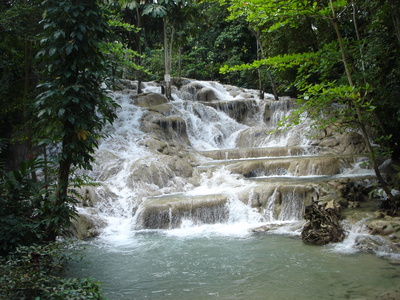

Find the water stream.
[
  {"left": 69, "top": 232, "right": 400, "bottom": 300},
  {"left": 68, "top": 80, "right": 400, "bottom": 299}
]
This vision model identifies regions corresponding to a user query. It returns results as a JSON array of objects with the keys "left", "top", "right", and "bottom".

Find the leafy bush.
[
  {"left": 0, "top": 157, "right": 77, "bottom": 255},
  {"left": 0, "top": 242, "right": 104, "bottom": 300}
]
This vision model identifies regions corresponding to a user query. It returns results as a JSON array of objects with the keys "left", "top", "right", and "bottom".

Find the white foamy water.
[
  {"left": 187, "top": 167, "right": 254, "bottom": 196},
  {"left": 178, "top": 101, "right": 246, "bottom": 150}
]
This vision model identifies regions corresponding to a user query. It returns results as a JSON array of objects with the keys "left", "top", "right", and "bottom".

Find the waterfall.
[
  {"left": 67, "top": 80, "right": 400, "bottom": 300},
  {"left": 78, "top": 79, "right": 379, "bottom": 250}
]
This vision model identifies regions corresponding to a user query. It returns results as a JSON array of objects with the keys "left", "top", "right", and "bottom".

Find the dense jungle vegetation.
[{"left": 0, "top": 0, "right": 399, "bottom": 298}]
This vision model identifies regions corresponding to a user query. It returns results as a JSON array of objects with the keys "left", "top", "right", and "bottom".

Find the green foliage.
[
  {"left": 34, "top": 0, "right": 119, "bottom": 241},
  {"left": 0, "top": 138, "right": 6, "bottom": 169},
  {"left": 142, "top": 48, "right": 165, "bottom": 80},
  {"left": 35, "top": 0, "right": 118, "bottom": 165},
  {"left": 0, "top": 157, "right": 78, "bottom": 255},
  {"left": 35, "top": 0, "right": 118, "bottom": 169},
  {"left": 0, "top": 0, "right": 42, "bottom": 150},
  {"left": 100, "top": 41, "right": 146, "bottom": 78},
  {"left": 141, "top": 0, "right": 192, "bottom": 18},
  {"left": 177, "top": 1, "right": 258, "bottom": 86},
  {"left": 0, "top": 242, "right": 104, "bottom": 300},
  {"left": 143, "top": 3, "right": 168, "bottom": 18},
  {"left": 218, "top": 0, "right": 386, "bottom": 134},
  {"left": 355, "top": 1, "right": 400, "bottom": 158},
  {"left": 108, "top": 19, "right": 138, "bottom": 32},
  {"left": 221, "top": 0, "right": 347, "bottom": 28}
]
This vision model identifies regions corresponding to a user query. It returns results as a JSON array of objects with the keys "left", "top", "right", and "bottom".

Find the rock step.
[
  {"left": 198, "top": 146, "right": 314, "bottom": 160},
  {"left": 134, "top": 174, "right": 376, "bottom": 230},
  {"left": 135, "top": 193, "right": 228, "bottom": 229},
  {"left": 135, "top": 182, "right": 314, "bottom": 229},
  {"left": 196, "top": 153, "right": 370, "bottom": 178}
]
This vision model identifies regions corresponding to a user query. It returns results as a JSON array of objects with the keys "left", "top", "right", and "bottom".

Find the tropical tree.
[
  {"left": 35, "top": 0, "right": 118, "bottom": 240},
  {"left": 219, "top": 0, "right": 399, "bottom": 212},
  {"left": 141, "top": 0, "right": 196, "bottom": 98},
  {"left": 108, "top": 0, "right": 146, "bottom": 92},
  {"left": 170, "top": 1, "right": 257, "bottom": 87}
]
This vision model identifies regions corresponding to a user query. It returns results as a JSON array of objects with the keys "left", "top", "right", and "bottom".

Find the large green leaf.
[{"left": 142, "top": 3, "right": 167, "bottom": 18}]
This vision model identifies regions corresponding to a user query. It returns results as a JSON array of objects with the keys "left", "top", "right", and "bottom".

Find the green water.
[{"left": 67, "top": 230, "right": 400, "bottom": 300}]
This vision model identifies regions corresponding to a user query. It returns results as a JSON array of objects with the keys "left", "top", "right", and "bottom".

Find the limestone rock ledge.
[
  {"left": 367, "top": 216, "right": 400, "bottom": 248},
  {"left": 70, "top": 211, "right": 107, "bottom": 240},
  {"left": 135, "top": 194, "right": 229, "bottom": 229}
]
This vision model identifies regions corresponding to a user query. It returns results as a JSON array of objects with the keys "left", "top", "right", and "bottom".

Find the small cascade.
[
  {"left": 278, "top": 187, "right": 306, "bottom": 221},
  {"left": 77, "top": 78, "right": 394, "bottom": 257},
  {"left": 226, "top": 195, "right": 264, "bottom": 224},
  {"left": 180, "top": 101, "right": 246, "bottom": 149},
  {"left": 265, "top": 99, "right": 295, "bottom": 128}
]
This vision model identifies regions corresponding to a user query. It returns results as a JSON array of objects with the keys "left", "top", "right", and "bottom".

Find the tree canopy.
[{"left": 1, "top": 0, "right": 400, "bottom": 249}]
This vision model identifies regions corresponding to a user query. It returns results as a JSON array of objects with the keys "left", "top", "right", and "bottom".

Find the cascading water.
[{"left": 69, "top": 80, "right": 400, "bottom": 300}]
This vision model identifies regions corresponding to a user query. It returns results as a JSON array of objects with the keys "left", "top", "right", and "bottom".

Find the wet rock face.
[
  {"left": 132, "top": 92, "right": 168, "bottom": 107},
  {"left": 301, "top": 200, "right": 346, "bottom": 245},
  {"left": 196, "top": 87, "right": 219, "bottom": 102},
  {"left": 135, "top": 194, "right": 229, "bottom": 229},
  {"left": 70, "top": 212, "right": 106, "bottom": 240},
  {"left": 141, "top": 111, "right": 191, "bottom": 146},
  {"left": 367, "top": 216, "right": 400, "bottom": 241},
  {"left": 315, "top": 129, "right": 367, "bottom": 154},
  {"left": 202, "top": 99, "right": 259, "bottom": 124}
]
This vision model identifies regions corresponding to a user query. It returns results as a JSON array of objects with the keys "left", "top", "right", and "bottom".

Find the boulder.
[
  {"left": 197, "top": 87, "right": 219, "bottom": 102},
  {"left": 75, "top": 186, "right": 98, "bottom": 207},
  {"left": 128, "top": 154, "right": 193, "bottom": 189},
  {"left": 202, "top": 99, "right": 258, "bottom": 124},
  {"left": 114, "top": 79, "right": 139, "bottom": 91},
  {"left": 367, "top": 216, "right": 400, "bottom": 239},
  {"left": 316, "top": 130, "right": 367, "bottom": 154},
  {"left": 252, "top": 225, "right": 270, "bottom": 232},
  {"left": 148, "top": 102, "right": 178, "bottom": 115},
  {"left": 70, "top": 212, "right": 106, "bottom": 240},
  {"left": 141, "top": 112, "right": 191, "bottom": 146},
  {"left": 319, "top": 136, "right": 340, "bottom": 148},
  {"left": 179, "top": 82, "right": 205, "bottom": 101},
  {"left": 301, "top": 200, "right": 346, "bottom": 245},
  {"left": 133, "top": 92, "right": 168, "bottom": 107},
  {"left": 144, "top": 137, "right": 169, "bottom": 153}
]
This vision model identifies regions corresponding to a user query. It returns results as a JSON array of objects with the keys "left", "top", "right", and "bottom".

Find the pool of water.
[{"left": 67, "top": 228, "right": 400, "bottom": 300}]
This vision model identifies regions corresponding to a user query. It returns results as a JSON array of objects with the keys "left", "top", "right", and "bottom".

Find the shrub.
[
  {"left": 0, "top": 242, "right": 104, "bottom": 300},
  {"left": 0, "top": 157, "right": 78, "bottom": 255}
]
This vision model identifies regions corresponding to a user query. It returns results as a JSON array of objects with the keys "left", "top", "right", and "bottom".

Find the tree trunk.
[
  {"left": 178, "top": 46, "right": 182, "bottom": 80},
  {"left": 44, "top": 131, "right": 73, "bottom": 241},
  {"left": 163, "top": 18, "right": 172, "bottom": 100},
  {"left": 391, "top": 1, "right": 400, "bottom": 46},
  {"left": 169, "top": 26, "right": 174, "bottom": 78},
  {"left": 329, "top": 0, "right": 396, "bottom": 205},
  {"left": 135, "top": 6, "right": 142, "bottom": 94},
  {"left": 253, "top": 29, "right": 279, "bottom": 100},
  {"left": 352, "top": 2, "right": 366, "bottom": 76},
  {"left": 255, "top": 32, "right": 264, "bottom": 99},
  {"left": 267, "top": 68, "right": 279, "bottom": 101}
]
